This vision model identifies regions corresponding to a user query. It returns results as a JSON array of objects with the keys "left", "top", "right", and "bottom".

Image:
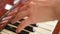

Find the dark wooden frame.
[{"left": 53, "top": 21, "right": 60, "bottom": 34}]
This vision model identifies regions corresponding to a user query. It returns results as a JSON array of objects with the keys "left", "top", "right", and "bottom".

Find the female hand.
[{"left": 11, "top": 0, "right": 60, "bottom": 33}]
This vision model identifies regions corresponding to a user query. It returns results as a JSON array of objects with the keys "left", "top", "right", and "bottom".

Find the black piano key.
[
  {"left": 31, "top": 24, "right": 37, "bottom": 27},
  {"left": 18, "top": 30, "right": 29, "bottom": 34},
  {"left": 11, "top": 19, "right": 24, "bottom": 26},
  {"left": 13, "top": 22, "right": 19, "bottom": 26},
  {"left": 5, "top": 25, "right": 29, "bottom": 34},
  {"left": 24, "top": 26, "right": 34, "bottom": 32},
  {"left": 19, "top": 19, "right": 24, "bottom": 21},
  {"left": 5, "top": 25, "right": 16, "bottom": 32}
]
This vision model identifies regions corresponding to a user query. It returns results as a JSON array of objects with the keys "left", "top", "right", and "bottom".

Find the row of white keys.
[
  {"left": 0, "top": 20, "right": 58, "bottom": 34},
  {"left": 36, "top": 20, "right": 58, "bottom": 32},
  {"left": 1, "top": 29, "right": 16, "bottom": 34},
  {"left": 33, "top": 27, "right": 51, "bottom": 34},
  {"left": 29, "top": 20, "right": 58, "bottom": 34},
  {"left": 0, "top": 25, "right": 52, "bottom": 34},
  {"left": 29, "top": 27, "right": 51, "bottom": 34}
]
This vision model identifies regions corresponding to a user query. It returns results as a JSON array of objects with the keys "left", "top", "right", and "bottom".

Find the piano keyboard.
[{"left": 0, "top": 20, "right": 58, "bottom": 34}]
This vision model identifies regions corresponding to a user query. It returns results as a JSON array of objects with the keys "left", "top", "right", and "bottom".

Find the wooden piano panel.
[{"left": 58, "top": 30, "right": 60, "bottom": 34}]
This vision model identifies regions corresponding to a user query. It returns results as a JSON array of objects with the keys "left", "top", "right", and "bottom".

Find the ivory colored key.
[
  {"left": 29, "top": 31, "right": 44, "bottom": 34},
  {"left": 33, "top": 27, "right": 52, "bottom": 34},
  {"left": 36, "top": 20, "right": 58, "bottom": 32},
  {"left": 0, "top": 31, "right": 9, "bottom": 34},
  {"left": 1, "top": 29, "right": 16, "bottom": 34}
]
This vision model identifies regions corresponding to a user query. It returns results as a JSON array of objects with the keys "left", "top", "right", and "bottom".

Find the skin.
[
  {"left": 0, "top": 0, "right": 14, "bottom": 17},
  {"left": 10, "top": 0, "right": 60, "bottom": 33}
]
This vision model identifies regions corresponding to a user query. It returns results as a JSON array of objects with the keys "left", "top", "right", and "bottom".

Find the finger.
[
  {"left": 31, "top": 0, "right": 56, "bottom": 7},
  {"left": 7, "top": 7, "right": 19, "bottom": 16},
  {"left": 16, "top": 17, "right": 32, "bottom": 33},
  {"left": 11, "top": 9, "right": 30, "bottom": 24}
]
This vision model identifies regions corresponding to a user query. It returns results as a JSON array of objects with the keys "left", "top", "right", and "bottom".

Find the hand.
[{"left": 11, "top": 0, "right": 60, "bottom": 33}]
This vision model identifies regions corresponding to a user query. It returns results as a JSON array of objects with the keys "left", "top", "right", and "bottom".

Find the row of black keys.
[{"left": 3, "top": 22, "right": 37, "bottom": 34}]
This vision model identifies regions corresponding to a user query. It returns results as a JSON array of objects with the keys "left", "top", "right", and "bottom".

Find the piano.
[{"left": 0, "top": 0, "right": 60, "bottom": 34}]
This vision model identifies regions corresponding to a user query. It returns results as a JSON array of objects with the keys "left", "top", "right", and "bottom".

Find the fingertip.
[
  {"left": 10, "top": 21, "right": 16, "bottom": 24},
  {"left": 16, "top": 30, "right": 19, "bottom": 33},
  {"left": 16, "top": 29, "right": 21, "bottom": 33}
]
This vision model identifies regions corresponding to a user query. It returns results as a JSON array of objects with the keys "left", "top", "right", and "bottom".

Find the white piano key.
[
  {"left": 36, "top": 23, "right": 54, "bottom": 32},
  {"left": 30, "top": 32, "right": 41, "bottom": 34},
  {"left": 33, "top": 27, "right": 52, "bottom": 34},
  {"left": 23, "top": 29, "right": 32, "bottom": 33},
  {"left": 36, "top": 20, "right": 58, "bottom": 27},
  {"left": 1, "top": 31, "right": 9, "bottom": 34},
  {"left": 34, "top": 32, "right": 43, "bottom": 34},
  {"left": 1, "top": 29, "right": 16, "bottom": 34},
  {"left": 8, "top": 24, "right": 17, "bottom": 28},
  {"left": 5, "top": 4, "right": 13, "bottom": 10},
  {"left": 36, "top": 20, "right": 58, "bottom": 32},
  {"left": 29, "top": 32, "right": 34, "bottom": 34},
  {"left": 42, "top": 20, "right": 58, "bottom": 27}
]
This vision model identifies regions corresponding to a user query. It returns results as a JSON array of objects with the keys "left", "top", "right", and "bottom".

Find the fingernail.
[{"left": 11, "top": 22, "right": 15, "bottom": 24}]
